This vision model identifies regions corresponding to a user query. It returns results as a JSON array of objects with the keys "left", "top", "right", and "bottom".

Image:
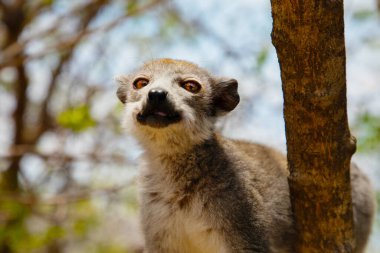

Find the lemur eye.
[
  {"left": 181, "top": 80, "right": 201, "bottom": 93},
  {"left": 133, "top": 78, "right": 149, "bottom": 89}
]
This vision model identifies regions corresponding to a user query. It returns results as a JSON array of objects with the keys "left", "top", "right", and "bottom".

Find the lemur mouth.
[{"left": 136, "top": 104, "right": 181, "bottom": 128}]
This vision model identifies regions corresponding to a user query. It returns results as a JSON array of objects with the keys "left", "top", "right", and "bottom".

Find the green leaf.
[
  {"left": 56, "top": 105, "right": 96, "bottom": 132},
  {"left": 353, "top": 10, "right": 375, "bottom": 21},
  {"left": 95, "top": 243, "right": 127, "bottom": 253},
  {"left": 355, "top": 112, "right": 380, "bottom": 152},
  {"left": 256, "top": 47, "right": 269, "bottom": 70},
  {"left": 159, "top": 11, "right": 181, "bottom": 38},
  {"left": 73, "top": 217, "right": 94, "bottom": 236},
  {"left": 126, "top": 0, "right": 138, "bottom": 14},
  {"left": 72, "top": 200, "right": 98, "bottom": 237},
  {"left": 42, "top": 0, "right": 53, "bottom": 6},
  {"left": 45, "top": 225, "right": 65, "bottom": 241}
]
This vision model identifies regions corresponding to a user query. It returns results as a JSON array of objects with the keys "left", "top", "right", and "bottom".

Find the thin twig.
[{"left": 3, "top": 144, "right": 133, "bottom": 165}]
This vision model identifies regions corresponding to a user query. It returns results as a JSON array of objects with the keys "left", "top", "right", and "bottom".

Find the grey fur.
[{"left": 117, "top": 58, "right": 376, "bottom": 253}]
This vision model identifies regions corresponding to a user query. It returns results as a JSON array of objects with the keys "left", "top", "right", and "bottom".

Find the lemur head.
[{"left": 116, "top": 58, "right": 239, "bottom": 153}]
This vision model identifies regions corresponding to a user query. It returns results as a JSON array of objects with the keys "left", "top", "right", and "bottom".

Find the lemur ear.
[
  {"left": 213, "top": 78, "right": 240, "bottom": 116},
  {"left": 115, "top": 75, "right": 129, "bottom": 104}
]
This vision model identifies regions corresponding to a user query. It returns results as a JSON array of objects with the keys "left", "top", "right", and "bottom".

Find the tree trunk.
[{"left": 270, "top": 1, "right": 356, "bottom": 252}]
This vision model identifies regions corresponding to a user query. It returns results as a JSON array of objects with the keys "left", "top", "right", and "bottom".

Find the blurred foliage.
[
  {"left": 0, "top": 188, "right": 139, "bottom": 253},
  {"left": 57, "top": 105, "right": 96, "bottom": 133},
  {"left": 0, "top": 200, "right": 30, "bottom": 252},
  {"left": 255, "top": 47, "right": 269, "bottom": 72},
  {"left": 126, "top": 0, "right": 139, "bottom": 14},
  {"left": 353, "top": 9, "right": 377, "bottom": 21},
  {"left": 355, "top": 112, "right": 380, "bottom": 153}
]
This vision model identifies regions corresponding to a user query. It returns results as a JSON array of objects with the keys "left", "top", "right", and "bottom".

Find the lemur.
[{"left": 116, "top": 58, "right": 375, "bottom": 253}]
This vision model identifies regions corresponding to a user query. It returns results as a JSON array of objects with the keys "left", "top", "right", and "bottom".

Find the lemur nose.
[{"left": 148, "top": 89, "right": 168, "bottom": 102}]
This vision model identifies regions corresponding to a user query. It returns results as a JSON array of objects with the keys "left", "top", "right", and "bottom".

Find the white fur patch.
[{"left": 139, "top": 160, "right": 228, "bottom": 253}]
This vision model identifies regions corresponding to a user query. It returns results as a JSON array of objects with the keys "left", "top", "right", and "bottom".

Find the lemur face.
[{"left": 116, "top": 59, "right": 239, "bottom": 148}]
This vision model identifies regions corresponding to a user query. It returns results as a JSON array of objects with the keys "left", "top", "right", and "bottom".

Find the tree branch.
[
  {"left": 270, "top": 0, "right": 355, "bottom": 252},
  {"left": 4, "top": 144, "right": 133, "bottom": 165},
  {"left": 35, "top": 0, "right": 111, "bottom": 140},
  {"left": 0, "top": 0, "right": 165, "bottom": 69}
]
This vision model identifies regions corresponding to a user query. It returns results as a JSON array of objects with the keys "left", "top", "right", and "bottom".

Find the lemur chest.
[{"left": 140, "top": 172, "right": 228, "bottom": 253}]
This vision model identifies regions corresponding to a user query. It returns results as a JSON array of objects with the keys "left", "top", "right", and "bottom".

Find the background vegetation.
[{"left": 0, "top": 0, "right": 379, "bottom": 252}]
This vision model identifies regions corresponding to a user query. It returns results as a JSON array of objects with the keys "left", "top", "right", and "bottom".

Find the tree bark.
[
  {"left": 1, "top": 0, "right": 26, "bottom": 192},
  {"left": 270, "top": 1, "right": 356, "bottom": 252}
]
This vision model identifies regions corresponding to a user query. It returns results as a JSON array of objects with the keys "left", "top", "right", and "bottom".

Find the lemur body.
[{"left": 117, "top": 59, "right": 375, "bottom": 253}]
